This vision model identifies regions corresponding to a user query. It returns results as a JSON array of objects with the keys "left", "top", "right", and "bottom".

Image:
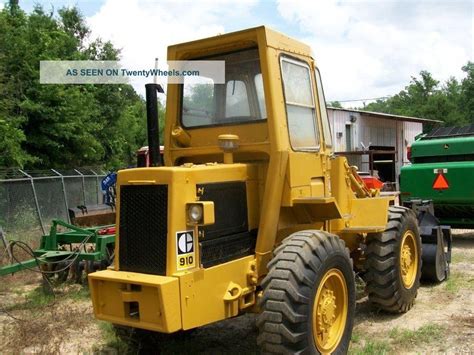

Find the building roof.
[{"left": 327, "top": 107, "right": 442, "bottom": 124}]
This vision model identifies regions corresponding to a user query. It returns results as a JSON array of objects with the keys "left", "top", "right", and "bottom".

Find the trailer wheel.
[
  {"left": 257, "top": 230, "right": 355, "bottom": 354},
  {"left": 365, "top": 206, "right": 422, "bottom": 313},
  {"left": 422, "top": 243, "right": 449, "bottom": 282}
]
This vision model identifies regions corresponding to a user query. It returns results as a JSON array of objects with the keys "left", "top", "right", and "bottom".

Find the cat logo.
[{"left": 176, "top": 231, "right": 195, "bottom": 270}]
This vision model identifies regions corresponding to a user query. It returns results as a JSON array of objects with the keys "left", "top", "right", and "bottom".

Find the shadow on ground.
[{"left": 105, "top": 314, "right": 259, "bottom": 354}]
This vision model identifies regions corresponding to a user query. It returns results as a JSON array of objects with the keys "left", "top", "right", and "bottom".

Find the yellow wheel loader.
[{"left": 88, "top": 26, "right": 441, "bottom": 353}]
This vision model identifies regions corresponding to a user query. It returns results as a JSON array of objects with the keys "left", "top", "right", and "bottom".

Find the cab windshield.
[{"left": 181, "top": 48, "right": 266, "bottom": 128}]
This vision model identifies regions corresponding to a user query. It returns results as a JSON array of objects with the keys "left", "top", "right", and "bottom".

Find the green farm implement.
[
  {"left": 401, "top": 124, "right": 474, "bottom": 228},
  {"left": 398, "top": 125, "right": 474, "bottom": 282},
  {"left": 0, "top": 219, "right": 115, "bottom": 282}
]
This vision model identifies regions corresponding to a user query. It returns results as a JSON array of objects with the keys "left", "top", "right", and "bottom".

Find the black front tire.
[{"left": 257, "top": 230, "right": 355, "bottom": 354}]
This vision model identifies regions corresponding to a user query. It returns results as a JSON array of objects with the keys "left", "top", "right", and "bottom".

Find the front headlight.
[
  {"left": 187, "top": 204, "right": 203, "bottom": 223},
  {"left": 186, "top": 201, "right": 214, "bottom": 226}
]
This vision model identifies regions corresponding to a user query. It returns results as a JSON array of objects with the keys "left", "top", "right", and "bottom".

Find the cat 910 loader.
[{"left": 89, "top": 26, "right": 449, "bottom": 354}]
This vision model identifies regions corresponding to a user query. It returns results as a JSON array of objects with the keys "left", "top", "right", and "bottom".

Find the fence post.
[
  {"left": 90, "top": 169, "right": 100, "bottom": 204},
  {"left": 0, "top": 226, "right": 13, "bottom": 262},
  {"left": 19, "top": 169, "right": 46, "bottom": 235},
  {"left": 74, "top": 169, "right": 87, "bottom": 206},
  {"left": 52, "top": 169, "right": 71, "bottom": 223}
]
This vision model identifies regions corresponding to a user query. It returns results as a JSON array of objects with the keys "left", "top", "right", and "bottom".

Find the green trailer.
[
  {"left": 399, "top": 125, "right": 474, "bottom": 282},
  {"left": 0, "top": 219, "right": 115, "bottom": 282},
  {"left": 400, "top": 125, "right": 474, "bottom": 228}
]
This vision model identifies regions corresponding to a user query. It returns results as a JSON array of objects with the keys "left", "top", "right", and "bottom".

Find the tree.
[
  {"left": 0, "top": 2, "right": 149, "bottom": 169},
  {"left": 327, "top": 101, "right": 343, "bottom": 108},
  {"left": 460, "top": 62, "right": 474, "bottom": 121},
  {"left": 183, "top": 83, "right": 214, "bottom": 112},
  {"left": 364, "top": 67, "right": 473, "bottom": 127}
]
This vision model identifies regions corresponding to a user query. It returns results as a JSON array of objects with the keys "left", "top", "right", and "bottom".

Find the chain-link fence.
[{"left": 0, "top": 168, "right": 107, "bottom": 242}]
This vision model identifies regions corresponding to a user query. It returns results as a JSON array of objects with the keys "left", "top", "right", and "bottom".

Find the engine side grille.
[
  {"left": 197, "top": 181, "right": 256, "bottom": 267},
  {"left": 119, "top": 185, "right": 168, "bottom": 275},
  {"left": 200, "top": 230, "right": 257, "bottom": 268},
  {"left": 197, "top": 181, "right": 248, "bottom": 240}
]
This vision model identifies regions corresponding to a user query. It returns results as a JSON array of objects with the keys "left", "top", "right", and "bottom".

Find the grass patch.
[
  {"left": 5, "top": 285, "right": 55, "bottom": 311},
  {"left": 444, "top": 272, "right": 474, "bottom": 293},
  {"left": 350, "top": 330, "right": 391, "bottom": 355},
  {"left": 389, "top": 324, "right": 444, "bottom": 347},
  {"left": 350, "top": 339, "right": 391, "bottom": 355},
  {"left": 24, "top": 286, "right": 54, "bottom": 307},
  {"left": 350, "top": 324, "right": 445, "bottom": 354},
  {"left": 351, "top": 330, "right": 362, "bottom": 343},
  {"left": 66, "top": 285, "right": 90, "bottom": 301},
  {"left": 451, "top": 251, "right": 474, "bottom": 264},
  {"left": 4, "top": 282, "right": 90, "bottom": 312}
]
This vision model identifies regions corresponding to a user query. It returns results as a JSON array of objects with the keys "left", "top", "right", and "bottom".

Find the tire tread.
[
  {"left": 364, "top": 206, "right": 421, "bottom": 313},
  {"left": 257, "top": 230, "right": 354, "bottom": 354}
]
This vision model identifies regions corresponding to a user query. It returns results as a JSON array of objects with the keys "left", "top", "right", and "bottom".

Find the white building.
[{"left": 328, "top": 107, "right": 440, "bottom": 183}]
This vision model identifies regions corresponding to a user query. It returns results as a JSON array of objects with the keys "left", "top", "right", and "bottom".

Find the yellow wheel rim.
[
  {"left": 400, "top": 230, "right": 418, "bottom": 289},
  {"left": 312, "top": 268, "right": 348, "bottom": 354}
]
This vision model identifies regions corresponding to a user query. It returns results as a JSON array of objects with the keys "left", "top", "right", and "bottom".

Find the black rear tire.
[
  {"left": 364, "top": 206, "right": 422, "bottom": 313},
  {"left": 257, "top": 230, "right": 355, "bottom": 354}
]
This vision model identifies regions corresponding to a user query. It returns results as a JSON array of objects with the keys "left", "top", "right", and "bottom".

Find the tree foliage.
[
  {"left": 327, "top": 101, "right": 343, "bottom": 108},
  {"left": 0, "top": 2, "right": 162, "bottom": 169},
  {"left": 364, "top": 66, "right": 474, "bottom": 127}
]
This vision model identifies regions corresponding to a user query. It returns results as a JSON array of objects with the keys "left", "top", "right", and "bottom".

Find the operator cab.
[{"left": 164, "top": 26, "right": 333, "bottom": 169}]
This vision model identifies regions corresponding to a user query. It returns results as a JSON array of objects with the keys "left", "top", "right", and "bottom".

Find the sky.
[{"left": 3, "top": 0, "right": 473, "bottom": 107}]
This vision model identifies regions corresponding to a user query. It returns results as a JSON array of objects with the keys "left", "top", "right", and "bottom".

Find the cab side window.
[
  {"left": 281, "top": 57, "right": 319, "bottom": 150},
  {"left": 254, "top": 73, "right": 267, "bottom": 119},
  {"left": 315, "top": 69, "right": 333, "bottom": 148}
]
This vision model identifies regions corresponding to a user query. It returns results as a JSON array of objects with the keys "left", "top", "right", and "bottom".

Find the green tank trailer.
[
  {"left": 399, "top": 125, "right": 474, "bottom": 282},
  {"left": 400, "top": 124, "right": 474, "bottom": 228}
]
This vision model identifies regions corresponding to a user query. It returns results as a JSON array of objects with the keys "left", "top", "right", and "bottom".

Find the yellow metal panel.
[
  {"left": 246, "top": 178, "right": 261, "bottom": 231},
  {"left": 281, "top": 153, "right": 326, "bottom": 206},
  {"left": 311, "top": 177, "right": 325, "bottom": 197},
  {"left": 288, "top": 152, "right": 324, "bottom": 188},
  {"left": 264, "top": 27, "right": 312, "bottom": 56},
  {"left": 88, "top": 270, "right": 181, "bottom": 333},
  {"left": 292, "top": 197, "right": 342, "bottom": 221},
  {"left": 348, "top": 197, "right": 390, "bottom": 231},
  {"left": 178, "top": 256, "right": 254, "bottom": 330}
]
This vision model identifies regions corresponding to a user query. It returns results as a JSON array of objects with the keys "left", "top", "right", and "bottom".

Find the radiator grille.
[{"left": 119, "top": 185, "right": 168, "bottom": 275}]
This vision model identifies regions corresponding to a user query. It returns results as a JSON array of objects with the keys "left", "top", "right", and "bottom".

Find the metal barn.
[{"left": 327, "top": 107, "right": 439, "bottom": 185}]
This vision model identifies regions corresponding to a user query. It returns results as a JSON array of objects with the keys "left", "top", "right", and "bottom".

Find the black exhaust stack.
[{"left": 145, "top": 83, "right": 164, "bottom": 167}]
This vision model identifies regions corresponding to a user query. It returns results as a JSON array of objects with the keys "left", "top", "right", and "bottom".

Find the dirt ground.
[{"left": 1, "top": 231, "right": 473, "bottom": 354}]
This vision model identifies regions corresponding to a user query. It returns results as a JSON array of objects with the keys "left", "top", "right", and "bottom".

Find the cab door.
[{"left": 280, "top": 56, "right": 331, "bottom": 203}]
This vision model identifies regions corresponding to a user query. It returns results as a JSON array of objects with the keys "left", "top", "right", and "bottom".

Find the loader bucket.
[{"left": 69, "top": 204, "right": 116, "bottom": 227}]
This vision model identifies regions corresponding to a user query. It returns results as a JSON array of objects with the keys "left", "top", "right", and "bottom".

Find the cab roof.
[{"left": 167, "top": 26, "right": 312, "bottom": 60}]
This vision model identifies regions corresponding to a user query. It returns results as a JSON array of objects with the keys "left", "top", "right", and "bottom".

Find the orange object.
[
  {"left": 360, "top": 176, "right": 384, "bottom": 190},
  {"left": 98, "top": 226, "right": 116, "bottom": 235},
  {"left": 433, "top": 173, "right": 449, "bottom": 190}
]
